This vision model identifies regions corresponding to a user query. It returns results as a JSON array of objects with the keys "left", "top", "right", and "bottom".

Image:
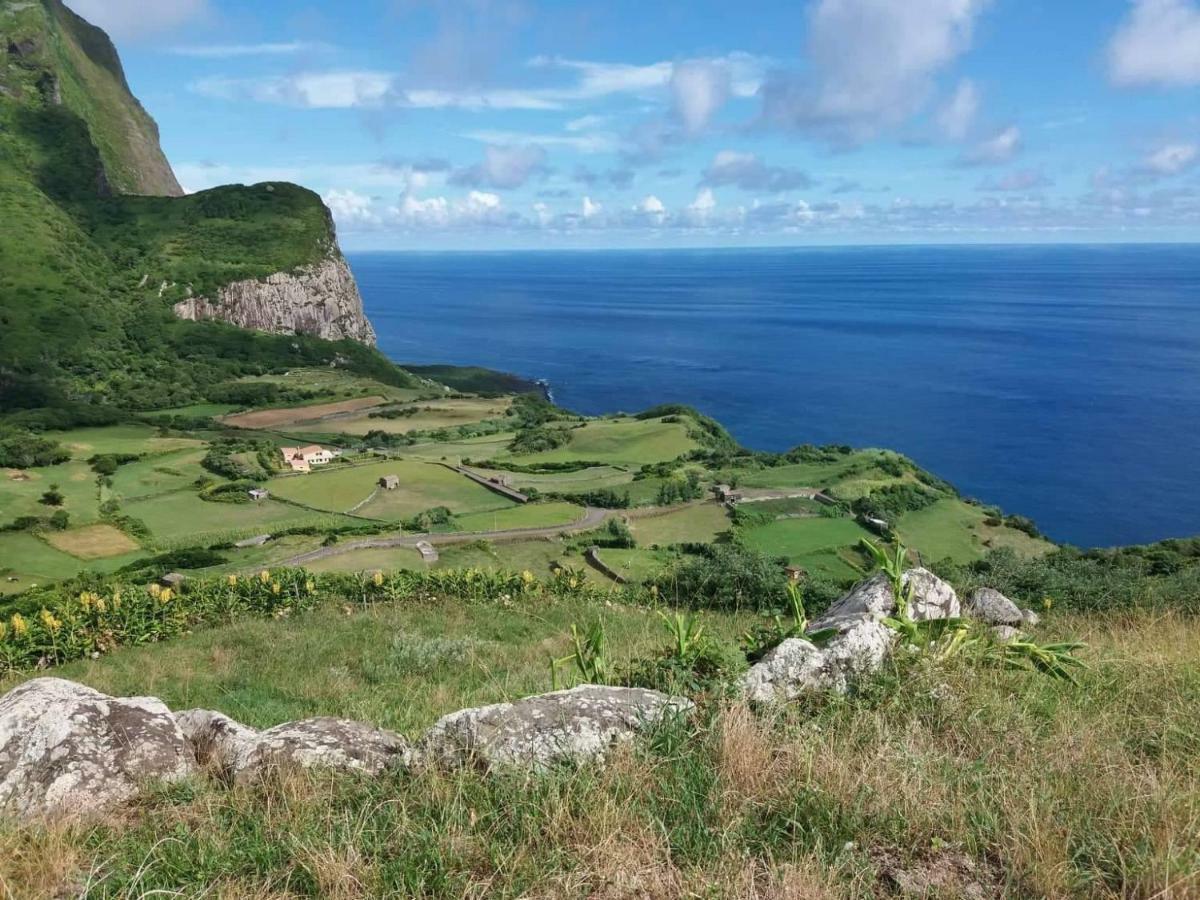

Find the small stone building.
[
  {"left": 248, "top": 488, "right": 270, "bottom": 501},
  {"left": 379, "top": 474, "right": 401, "bottom": 490}
]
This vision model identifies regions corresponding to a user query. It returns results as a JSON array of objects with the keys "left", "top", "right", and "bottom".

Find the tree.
[
  {"left": 48, "top": 510, "right": 70, "bottom": 530},
  {"left": 40, "top": 485, "right": 64, "bottom": 507}
]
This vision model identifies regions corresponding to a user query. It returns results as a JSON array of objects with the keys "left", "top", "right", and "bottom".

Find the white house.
[{"left": 280, "top": 445, "right": 338, "bottom": 473}]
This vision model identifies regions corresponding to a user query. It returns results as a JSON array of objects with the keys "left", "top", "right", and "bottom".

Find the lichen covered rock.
[
  {"left": 739, "top": 619, "right": 894, "bottom": 704},
  {"left": 965, "top": 587, "right": 1024, "bottom": 626},
  {"left": 419, "top": 685, "right": 693, "bottom": 771},
  {"left": 810, "top": 567, "right": 960, "bottom": 632},
  {"left": 176, "top": 709, "right": 410, "bottom": 782},
  {"left": 0, "top": 678, "right": 196, "bottom": 820}
]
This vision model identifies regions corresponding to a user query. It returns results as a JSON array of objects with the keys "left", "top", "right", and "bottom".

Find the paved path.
[{"left": 279, "top": 506, "right": 613, "bottom": 567}]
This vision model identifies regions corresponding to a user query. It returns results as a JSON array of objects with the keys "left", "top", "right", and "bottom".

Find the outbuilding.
[
  {"left": 248, "top": 488, "right": 270, "bottom": 501},
  {"left": 379, "top": 474, "right": 401, "bottom": 490}
]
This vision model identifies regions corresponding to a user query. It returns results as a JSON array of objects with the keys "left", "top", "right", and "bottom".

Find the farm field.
[
  {"left": 472, "top": 465, "right": 633, "bottom": 493},
  {"left": 453, "top": 501, "right": 586, "bottom": 533},
  {"left": 629, "top": 503, "right": 731, "bottom": 546},
  {"left": 396, "top": 433, "right": 516, "bottom": 462},
  {"left": 121, "top": 493, "right": 347, "bottom": 546},
  {"left": 304, "top": 538, "right": 575, "bottom": 579},
  {"left": 330, "top": 397, "right": 513, "bottom": 435},
  {"left": 53, "top": 425, "right": 203, "bottom": 459},
  {"left": 741, "top": 516, "right": 873, "bottom": 579},
  {"left": 591, "top": 547, "right": 677, "bottom": 583},
  {"left": 267, "top": 460, "right": 513, "bottom": 521},
  {"left": 897, "top": 498, "right": 1054, "bottom": 564},
  {"left": 140, "top": 403, "right": 240, "bottom": 420},
  {"left": 233, "top": 368, "right": 429, "bottom": 402},
  {"left": 0, "top": 460, "right": 101, "bottom": 526},
  {"left": 220, "top": 396, "right": 386, "bottom": 430},
  {"left": 42, "top": 524, "right": 140, "bottom": 560},
  {"left": 721, "top": 450, "right": 895, "bottom": 491},
  {"left": 108, "top": 449, "right": 208, "bottom": 501},
  {"left": 502, "top": 417, "right": 697, "bottom": 466}
]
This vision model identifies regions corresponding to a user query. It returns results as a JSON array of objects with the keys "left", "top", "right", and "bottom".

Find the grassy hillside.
[{"left": 0, "top": 1, "right": 418, "bottom": 416}]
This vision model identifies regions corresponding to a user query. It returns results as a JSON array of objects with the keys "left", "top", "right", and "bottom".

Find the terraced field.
[{"left": 503, "top": 418, "right": 698, "bottom": 466}]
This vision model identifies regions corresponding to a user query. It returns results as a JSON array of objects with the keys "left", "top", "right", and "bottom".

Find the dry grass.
[
  {"left": 42, "top": 524, "right": 140, "bottom": 560},
  {"left": 219, "top": 397, "right": 385, "bottom": 430}
]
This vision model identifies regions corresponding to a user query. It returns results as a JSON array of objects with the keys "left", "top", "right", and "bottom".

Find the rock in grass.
[
  {"left": 1021, "top": 608, "right": 1041, "bottom": 627},
  {"left": 418, "top": 684, "right": 694, "bottom": 771},
  {"left": 809, "top": 567, "right": 960, "bottom": 632},
  {"left": 176, "top": 710, "right": 411, "bottom": 782},
  {"left": 0, "top": 678, "right": 196, "bottom": 820},
  {"left": 739, "top": 619, "right": 894, "bottom": 704},
  {"left": 964, "top": 587, "right": 1024, "bottom": 626}
]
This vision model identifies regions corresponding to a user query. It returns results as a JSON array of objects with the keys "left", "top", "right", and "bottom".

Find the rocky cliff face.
[{"left": 173, "top": 254, "right": 377, "bottom": 345}]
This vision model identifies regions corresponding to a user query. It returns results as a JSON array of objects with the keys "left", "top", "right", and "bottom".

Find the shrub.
[{"left": 0, "top": 434, "right": 70, "bottom": 468}]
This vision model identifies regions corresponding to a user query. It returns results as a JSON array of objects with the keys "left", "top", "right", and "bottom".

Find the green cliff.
[{"left": 0, "top": 0, "right": 392, "bottom": 417}]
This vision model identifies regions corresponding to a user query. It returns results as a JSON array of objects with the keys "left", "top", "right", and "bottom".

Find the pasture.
[
  {"left": 453, "top": 501, "right": 586, "bottom": 533},
  {"left": 42, "top": 524, "right": 140, "bottom": 560},
  {"left": 629, "top": 503, "right": 731, "bottom": 546},
  {"left": 220, "top": 396, "right": 386, "bottom": 430},
  {"left": 502, "top": 417, "right": 697, "bottom": 466},
  {"left": 121, "top": 493, "right": 342, "bottom": 546},
  {"left": 330, "top": 397, "right": 513, "bottom": 435},
  {"left": 741, "top": 516, "right": 873, "bottom": 579},
  {"left": 267, "top": 460, "right": 513, "bottom": 521}
]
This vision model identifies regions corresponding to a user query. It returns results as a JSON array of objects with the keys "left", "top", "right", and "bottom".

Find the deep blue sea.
[{"left": 348, "top": 245, "right": 1200, "bottom": 548}]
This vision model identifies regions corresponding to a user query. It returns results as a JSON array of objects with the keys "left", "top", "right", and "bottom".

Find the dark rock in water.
[
  {"left": 0, "top": 678, "right": 196, "bottom": 820},
  {"left": 419, "top": 684, "right": 694, "bottom": 771}
]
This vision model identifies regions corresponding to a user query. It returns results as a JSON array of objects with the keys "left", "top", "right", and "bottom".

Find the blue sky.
[{"left": 68, "top": 0, "right": 1200, "bottom": 249}]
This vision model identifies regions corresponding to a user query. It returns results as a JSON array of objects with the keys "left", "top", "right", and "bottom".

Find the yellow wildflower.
[
  {"left": 10, "top": 614, "right": 28, "bottom": 639},
  {"left": 373, "top": 571, "right": 384, "bottom": 587},
  {"left": 111, "top": 591, "right": 122, "bottom": 610},
  {"left": 271, "top": 581, "right": 281, "bottom": 595},
  {"left": 520, "top": 570, "right": 535, "bottom": 585},
  {"left": 79, "top": 592, "right": 93, "bottom": 611},
  {"left": 39, "top": 609, "right": 62, "bottom": 633},
  {"left": 0, "top": 621, "right": 6, "bottom": 641},
  {"left": 259, "top": 569, "right": 271, "bottom": 584},
  {"left": 159, "top": 588, "right": 173, "bottom": 604},
  {"left": 650, "top": 585, "right": 659, "bottom": 597},
  {"left": 569, "top": 578, "right": 579, "bottom": 589},
  {"left": 94, "top": 597, "right": 106, "bottom": 613},
  {"left": 227, "top": 574, "right": 238, "bottom": 587},
  {"left": 305, "top": 579, "right": 316, "bottom": 593},
  {"left": 1042, "top": 596, "right": 1054, "bottom": 611}
]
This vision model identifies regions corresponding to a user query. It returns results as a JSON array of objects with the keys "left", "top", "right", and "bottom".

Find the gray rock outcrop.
[
  {"left": 0, "top": 678, "right": 196, "bottom": 820},
  {"left": 176, "top": 709, "right": 410, "bottom": 782},
  {"left": 740, "top": 618, "right": 894, "bottom": 703},
  {"left": 964, "top": 587, "right": 1024, "bottom": 626},
  {"left": 742, "top": 566, "right": 961, "bottom": 705},
  {"left": 809, "top": 567, "right": 960, "bottom": 632},
  {"left": 419, "top": 684, "right": 694, "bottom": 771},
  {"left": 173, "top": 254, "right": 376, "bottom": 345}
]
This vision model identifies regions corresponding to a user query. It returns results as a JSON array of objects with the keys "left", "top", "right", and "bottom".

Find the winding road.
[{"left": 279, "top": 506, "right": 614, "bottom": 567}]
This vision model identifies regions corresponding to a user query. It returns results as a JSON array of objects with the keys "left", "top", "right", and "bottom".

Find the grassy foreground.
[{"left": 1, "top": 592, "right": 1197, "bottom": 898}]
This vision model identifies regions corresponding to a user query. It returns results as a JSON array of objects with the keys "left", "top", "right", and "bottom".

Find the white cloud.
[
  {"left": 701, "top": 150, "right": 813, "bottom": 192},
  {"left": 960, "top": 125, "right": 1022, "bottom": 165},
  {"left": 636, "top": 194, "right": 667, "bottom": 224},
  {"left": 684, "top": 187, "right": 718, "bottom": 225},
  {"left": 450, "top": 145, "right": 548, "bottom": 189},
  {"left": 1108, "top": 0, "right": 1200, "bottom": 87},
  {"left": 462, "top": 129, "right": 619, "bottom": 154},
  {"left": 670, "top": 59, "right": 731, "bottom": 134},
  {"left": 582, "top": 196, "right": 603, "bottom": 219},
  {"left": 761, "top": 0, "right": 991, "bottom": 143},
  {"left": 565, "top": 114, "right": 609, "bottom": 132},
  {"left": 324, "top": 189, "right": 380, "bottom": 226},
  {"left": 390, "top": 190, "right": 507, "bottom": 230},
  {"left": 168, "top": 41, "right": 331, "bottom": 58},
  {"left": 65, "top": 0, "right": 210, "bottom": 40},
  {"left": 193, "top": 72, "right": 394, "bottom": 108},
  {"left": 174, "top": 160, "right": 442, "bottom": 194},
  {"left": 1144, "top": 142, "right": 1198, "bottom": 175},
  {"left": 936, "top": 78, "right": 979, "bottom": 140}
]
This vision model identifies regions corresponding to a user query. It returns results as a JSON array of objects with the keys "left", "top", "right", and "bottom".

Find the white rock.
[
  {"left": 419, "top": 685, "right": 693, "bottom": 771},
  {"left": 0, "top": 678, "right": 196, "bottom": 820},
  {"left": 176, "top": 709, "right": 410, "bottom": 783},
  {"left": 739, "top": 619, "right": 895, "bottom": 705},
  {"left": 964, "top": 587, "right": 1024, "bottom": 625},
  {"left": 990, "top": 625, "right": 1021, "bottom": 642},
  {"left": 810, "top": 567, "right": 960, "bottom": 632},
  {"left": 1021, "top": 608, "right": 1041, "bottom": 627}
]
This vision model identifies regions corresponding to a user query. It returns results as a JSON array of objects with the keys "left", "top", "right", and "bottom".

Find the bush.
[
  {"left": 508, "top": 426, "right": 572, "bottom": 454},
  {"left": 0, "top": 433, "right": 70, "bottom": 468},
  {"left": 652, "top": 543, "right": 791, "bottom": 612},
  {"left": 48, "top": 510, "right": 70, "bottom": 530}
]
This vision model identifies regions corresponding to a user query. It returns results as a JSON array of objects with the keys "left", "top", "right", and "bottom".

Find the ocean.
[{"left": 348, "top": 245, "right": 1200, "bottom": 548}]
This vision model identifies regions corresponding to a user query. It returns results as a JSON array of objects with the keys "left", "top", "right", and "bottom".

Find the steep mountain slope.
[{"left": 0, "top": 0, "right": 387, "bottom": 416}]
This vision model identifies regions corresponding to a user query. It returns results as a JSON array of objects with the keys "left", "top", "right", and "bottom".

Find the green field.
[
  {"left": 0, "top": 460, "right": 101, "bottom": 526},
  {"left": 897, "top": 498, "right": 1053, "bottom": 564},
  {"left": 267, "top": 460, "right": 513, "bottom": 521},
  {"left": 742, "top": 516, "right": 873, "bottom": 579},
  {"left": 304, "top": 538, "right": 576, "bottom": 580},
  {"left": 472, "top": 465, "right": 633, "bottom": 493},
  {"left": 122, "top": 493, "right": 347, "bottom": 545},
  {"left": 108, "top": 448, "right": 208, "bottom": 501},
  {"left": 328, "top": 397, "right": 513, "bottom": 436},
  {"left": 591, "top": 547, "right": 677, "bottom": 583},
  {"left": 629, "top": 503, "right": 731, "bottom": 546},
  {"left": 0, "top": 532, "right": 145, "bottom": 593},
  {"left": 51, "top": 425, "right": 203, "bottom": 459},
  {"left": 454, "top": 502, "right": 585, "bottom": 533},
  {"left": 395, "top": 433, "right": 516, "bottom": 462},
  {"left": 503, "top": 418, "right": 697, "bottom": 466}
]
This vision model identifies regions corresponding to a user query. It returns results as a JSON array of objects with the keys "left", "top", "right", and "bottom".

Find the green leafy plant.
[
  {"left": 994, "top": 636, "right": 1087, "bottom": 683},
  {"left": 741, "top": 582, "right": 838, "bottom": 663},
  {"left": 550, "top": 619, "right": 610, "bottom": 688}
]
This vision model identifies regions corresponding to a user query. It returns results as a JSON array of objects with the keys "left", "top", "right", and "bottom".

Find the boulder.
[
  {"left": 419, "top": 685, "right": 693, "bottom": 771},
  {"left": 1021, "top": 608, "right": 1041, "bottom": 627},
  {"left": 964, "top": 587, "right": 1023, "bottom": 626},
  {"left": 176, "top": 710, "right": 411, "bottom": 783},
  {"left": 809, "top": 567, "right": 960, "bottom": 632},
  {"left": 0, "top": 678, "right": 196, "bottom": 820},
  {"left": 739, "top": 619, "right": 893, "bottom": 704},
  {"left": 990, "top": 625, "right": 1021, "bottom": 643}
]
